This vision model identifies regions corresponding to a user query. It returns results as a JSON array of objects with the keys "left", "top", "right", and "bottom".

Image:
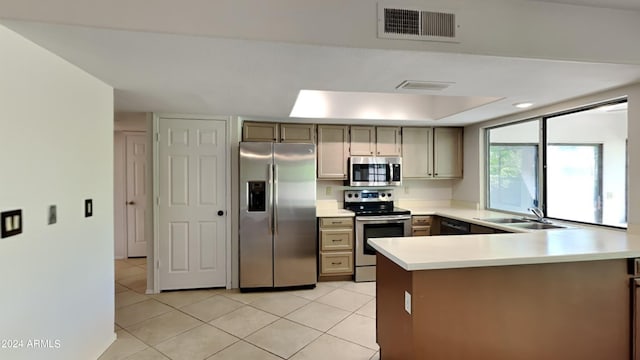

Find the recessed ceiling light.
[{"left": 513, "top": 102, "right": 534, "bottom": 109}]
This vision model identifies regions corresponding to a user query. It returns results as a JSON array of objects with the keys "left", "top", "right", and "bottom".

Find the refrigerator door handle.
[
  {"left": 268, "top": 164, "right": 274, "bottom": 235},
  {"left": 273, "top": 164, "right": 278, "bottom": 235}
]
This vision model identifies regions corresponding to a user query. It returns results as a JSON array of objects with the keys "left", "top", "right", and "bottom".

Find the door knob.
[
  {"left": 217, "top": 210, "right": 224, "bottom": 216},
  {"left": 127, "top": 201, "right": 135, "bottom": 205}
]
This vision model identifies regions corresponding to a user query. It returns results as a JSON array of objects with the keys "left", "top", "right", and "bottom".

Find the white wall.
[
  {"left": 0, "top": 25, "right": 114, "bottom": 360},
  {"left": 455, "top": 83, "right": 640, "bottom": 233}
]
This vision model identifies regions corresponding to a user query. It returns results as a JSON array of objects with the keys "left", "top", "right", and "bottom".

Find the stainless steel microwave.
[{"left": 349, "top": 157, "right": 402, "bottom": 187}]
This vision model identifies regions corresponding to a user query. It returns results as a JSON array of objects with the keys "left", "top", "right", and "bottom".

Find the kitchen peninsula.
[{"left": 370, "top": 227, "right": 640, "bottom": 360}]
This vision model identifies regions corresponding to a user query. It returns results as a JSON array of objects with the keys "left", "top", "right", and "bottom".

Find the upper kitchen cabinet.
[
  {"left": 402, "top": 127, "right": 433, "bottom": 178},
  {"left": 243, "top": 121, "right": 279, "bottom": 142},
  {"left": 402, "top": 127, "right": 463, "bottom": 179},
  {"left": 243, "top": 122, "right": 315, "bottom": 143},
  {"left": 434, "top": 127, "right": 463, "bottom": 178},
  {"left": 280, "top": 123, "right": 315, "bottom": 143},
  {"left": 376, "top": 127, "right": 402, "bottom": 156},
  {"left": 350, "top": 126, "right": 376, "bottom": 155},
  {"left": 317, "top": 125, "right": 350, "bottom": 179},
  {"left": 350, "top": 126, "right": 401, "bottom": 156}
]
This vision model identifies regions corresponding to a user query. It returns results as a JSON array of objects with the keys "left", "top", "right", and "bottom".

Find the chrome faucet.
[{"left": 528, "top": 207, "right": 551, "bottom": 223}]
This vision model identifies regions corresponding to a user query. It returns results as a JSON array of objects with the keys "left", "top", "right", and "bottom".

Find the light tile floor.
[{"left": 100, "top": 259, "right": 380, "bottom": 360}]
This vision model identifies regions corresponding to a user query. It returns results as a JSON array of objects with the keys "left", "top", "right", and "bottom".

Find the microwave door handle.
[{"left": 388, "top": 163, "right": 393, "bottom": 182}]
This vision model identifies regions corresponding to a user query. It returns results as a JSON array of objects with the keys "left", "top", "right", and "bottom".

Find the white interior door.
[
  {"left": 126, "top": 134, "right": 148, "bottom": 257},
  {"left": 158, "top": 118, "right": 227, "bottom": 290}
]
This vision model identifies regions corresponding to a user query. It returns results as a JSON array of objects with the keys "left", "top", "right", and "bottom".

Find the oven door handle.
[{"left": 356, "top": 215, "right": 411, "bottom": 221}]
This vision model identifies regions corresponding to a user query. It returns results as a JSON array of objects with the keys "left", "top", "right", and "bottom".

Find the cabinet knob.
[{"left": 127, "top": 201, "right": 135, "bottom": 205}]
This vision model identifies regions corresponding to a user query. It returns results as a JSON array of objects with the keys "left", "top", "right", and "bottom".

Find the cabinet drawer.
[
  {"left": 412, "top": 216, "right": 432, "bottom": 226},
  {"left": 320, "top": 229, "right": 353, "bottom": 251},
  {"left": 412, "top": 226, "right": 431, "bottom": 236},
  {"left": 320, "top": 252, "right": 353, "bottom": 275},
  {"left": 320, "top": 217, "right": 354, "bottom": 228}
]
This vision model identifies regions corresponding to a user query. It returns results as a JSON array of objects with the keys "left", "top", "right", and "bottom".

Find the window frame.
[
  {"left": 487, "top": 142, "right": 540, "bottom": 214},
  {"left": 545, "top": 143, "right": 603, "bottom": 224},
  {"left": 485, "top": 98, "right": 628, "bottom": 229}
]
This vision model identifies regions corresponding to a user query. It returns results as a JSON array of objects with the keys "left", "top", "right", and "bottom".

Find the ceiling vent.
[
  {"left": 378, "top": 2, "right": 459, "bottom": 43},
  {"left": 396, "top": 80, "right": 454, "bottom": 91}
]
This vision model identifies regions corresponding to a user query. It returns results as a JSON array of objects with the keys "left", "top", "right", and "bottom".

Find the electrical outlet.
[
  {"left": 48, "top": 205, "right": 57, "bottom": 225},
  {"left": 1, "top": 209, "right": 23, "bottom": 238},
  {"left": 404, "top": 291, "right": 412, "bottom": 315},
  {"left": 325, "top": 186, "right": 332, "bottom": 196},
  {"left": 404, "top": 186, "right": 409, "bottom": 194},
  {"left": 85, "top": 199, "right": 93, "bottom": 218}
]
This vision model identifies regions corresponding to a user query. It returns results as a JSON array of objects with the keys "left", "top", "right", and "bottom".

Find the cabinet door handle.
[
  {"left": 332, "top": 239, "right": 341, "bottom": 242},
  {"left": 331, "top": 262, "right": 343, "bottom": 265},
  {"left": 331, "top": 221, "right": 341, "bottom": 224}
]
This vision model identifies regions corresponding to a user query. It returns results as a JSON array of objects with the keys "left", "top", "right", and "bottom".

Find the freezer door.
[
  {"left": 273, "top": 143, "right": 317, "bottom": 287},
  {"left": 239, "top": 142, "right": 274, "bottom": 288}
]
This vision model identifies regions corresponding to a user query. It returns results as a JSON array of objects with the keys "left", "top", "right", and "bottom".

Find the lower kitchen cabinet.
[
  {"left": 470, "top": 223, "right": 507, "bottom": 234},
  {"left": 318, "top": 217, "right": 354, "bottom": 279},
  {"left": 320, "top": 252, "right": 353, "bottom": 275},
  {"left": 412, "top": 215, "right": 432, "bottom": 236}
]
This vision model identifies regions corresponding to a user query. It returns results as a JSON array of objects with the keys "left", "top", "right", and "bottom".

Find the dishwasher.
[{"left": 439, "top": 218, "right": 470, "bottom": 235}]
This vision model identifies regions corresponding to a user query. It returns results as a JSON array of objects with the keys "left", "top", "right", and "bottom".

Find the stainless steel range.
[{"left": 344, "top": 189, "right": 411, "bottom": 282}]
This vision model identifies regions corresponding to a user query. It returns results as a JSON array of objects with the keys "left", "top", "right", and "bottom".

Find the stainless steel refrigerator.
[{"left": 239, "top": 142, "right": 317, "bottom": 290}]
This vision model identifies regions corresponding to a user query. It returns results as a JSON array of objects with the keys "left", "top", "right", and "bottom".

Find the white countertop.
[
  {"left": 316, "top": 208, "right": 355, "bottom": 218},
  {"left": 368, "top": 206, "right": 640, "bottom": 271}
]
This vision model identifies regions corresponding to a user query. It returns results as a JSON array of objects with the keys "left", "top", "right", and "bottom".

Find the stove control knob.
[
  {"left": 347, "top": 193, "right": 353, "bottom": 198},
  {"left": 380, "top": 193, "right": 386, "bottom": 197},
  {"left": 354, "top": 194, "right": 359, "bottom": 198},
  {"left": 387, "top": 193, "right": 392, "bottom": 198}
]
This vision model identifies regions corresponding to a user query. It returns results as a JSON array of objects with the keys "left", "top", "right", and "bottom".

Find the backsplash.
[{"left": 316, "top": 179, "right": 454, "bottom": 202}]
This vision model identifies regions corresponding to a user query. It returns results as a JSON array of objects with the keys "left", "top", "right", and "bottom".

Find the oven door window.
[
  {"left": 362, "top": 223, "right": 405, "bottom": 255},
  {"left": 353, "top": 164, "right": 389, "bottom": 182}
]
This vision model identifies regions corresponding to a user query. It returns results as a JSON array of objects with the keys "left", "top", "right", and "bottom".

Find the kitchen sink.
[
  {"left": 508, "top": 222, "right": 566, "bottom": 230},
  {"left": 476, "top": 217, "right": 532, "bottom": 224}
]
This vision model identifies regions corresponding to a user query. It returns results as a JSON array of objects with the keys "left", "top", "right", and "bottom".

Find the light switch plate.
[
  {"left": 404, "top": 291, "right": 412, "bottom": 315},
  {"left": 85, "top": 199, "right": 93, "bottom": 218},
  {"left": 1, "top": 209, "right": 23, "bottom": 238},
  {"left": 48, "top": 205, "right": 57, "bottom": 225}
]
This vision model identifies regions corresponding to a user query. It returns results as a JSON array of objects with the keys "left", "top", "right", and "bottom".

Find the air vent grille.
[
  {"left": 422, "top": 11, "right": 455, "bottom": 38},
  {"left": 384, "top": 8, "right": 420, "bottom": 35},
  {"left": 396, "top": 80, "right": 453, "bottom": 91},
  {"left": 378, "top": 3, "right": 459, "bottom": 43}
]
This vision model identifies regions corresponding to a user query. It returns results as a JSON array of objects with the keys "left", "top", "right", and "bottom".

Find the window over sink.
[{"left": 486, "top": 99, "right": 628, "bottom": 228}]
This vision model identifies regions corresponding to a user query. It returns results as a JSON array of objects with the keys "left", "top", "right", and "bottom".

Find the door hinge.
[
  {"left": 156, "top": 259, "right": 160, "bottom": 269},
  {"left": 155, "top": 132, "right": 160, "bottom": 142},
  {"left": 156, "top": 197, "right": 160, "bottom": 205}
]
